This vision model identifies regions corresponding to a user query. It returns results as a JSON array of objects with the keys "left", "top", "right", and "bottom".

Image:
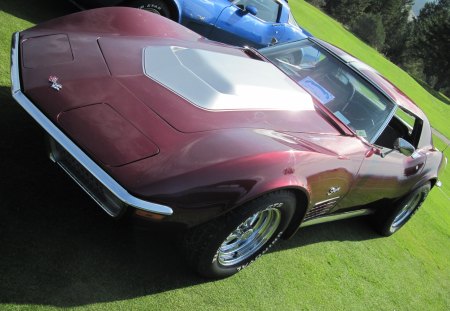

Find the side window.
[
  {"left": 234, "top": 0, "right": 281, "bottom": 23},
  {"left": 375, "top": 107, "right": 423, "bottom": 149}
]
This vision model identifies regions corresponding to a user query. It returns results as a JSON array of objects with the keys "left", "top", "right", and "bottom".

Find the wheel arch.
[
  {"left": 412, "top": 177, "right": 435, "bottom": 192},
  {"left": 230, "top": 185, "right": 310, "bottom": 240},
  {"left": 165, "top": 0, "right": 182, "bottom": 23},
  {"left": 429, "top": 177, "right": 439, "bottom": 189},
  {"left": 280, "top": 187, "right": 310, "bottom": 239}
]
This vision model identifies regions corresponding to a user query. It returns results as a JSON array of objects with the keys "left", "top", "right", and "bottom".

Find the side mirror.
[
  {"left": 394, "top": 138, "right": 415, "bottom": 156},
  {"left": 246, "top": 5, "right": 258, "bottom": 16}
]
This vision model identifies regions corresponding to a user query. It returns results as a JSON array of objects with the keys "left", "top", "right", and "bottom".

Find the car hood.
[
  {"left": 18, "top": 10, "right": 342, "bottom": 168},
  {"left": 99, "top": 36, "right": 340, "bottom": 135},
  {"left": 21, "top": 32, "right": 340, "bottom": 136}
]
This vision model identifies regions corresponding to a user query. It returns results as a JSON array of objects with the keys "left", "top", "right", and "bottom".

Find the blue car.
[{"left": 70, "top": 0, "right": 311, "bottom": 48}]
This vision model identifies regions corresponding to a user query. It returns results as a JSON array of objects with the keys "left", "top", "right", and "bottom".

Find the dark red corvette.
[{"left": 11, "top": 8, "right": 444, "bottom": 278}]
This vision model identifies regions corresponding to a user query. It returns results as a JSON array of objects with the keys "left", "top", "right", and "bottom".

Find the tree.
[
  {"left": 324, "top": 0, "right": 373, "bottom": 26},
  {"left": 366, "top": 0, "right": 414, "bottom": 62},
  {"left": 395, "top": 23, "right": 424, "bottom": 78},
  {"left": 322, "top": 0, "right": 413, "bottom": 59},
  {"left": 351, "top": 13, "right": 386, "bottom": 50},
  {"left": 413, "top": 0, "right": 450, "bottom": 93}
]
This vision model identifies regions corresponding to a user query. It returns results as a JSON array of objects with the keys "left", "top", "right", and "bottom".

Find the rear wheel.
[
  {"left": 182, "top": 191, "right": 296, "bottom": 278},
  {"left": 128, "top": 0, "right": 171, "bottom": 19},
  {"left": 373, "top": 183, "right": 430, "bottom": 236}
]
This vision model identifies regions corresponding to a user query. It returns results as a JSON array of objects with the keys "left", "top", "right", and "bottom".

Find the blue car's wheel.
[{"left": 129, "top": 0, "right": 171, "bottom": 19}]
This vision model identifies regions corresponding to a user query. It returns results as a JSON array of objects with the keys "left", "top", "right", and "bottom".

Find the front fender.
[
  {"left": 154, "top": 150, "right": 310, "bottom": 227},
  {"left": 124, "top": 129, "right": 314, "bottom": 227},
  {"left": 128, "top": 130, "right": 360, "bottom": 228},
  {"left": 412, "top": 148, "right": 445, "bottom": 191}
]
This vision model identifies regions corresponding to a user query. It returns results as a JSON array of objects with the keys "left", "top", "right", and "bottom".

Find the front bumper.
[{"left": 10, "top": 32, "right": 173, "bottom": 217}]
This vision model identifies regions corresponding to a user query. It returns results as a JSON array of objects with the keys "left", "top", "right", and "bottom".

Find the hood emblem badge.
[
  {"left": 328, "top": 186, "right": 341, "bottom": 196},
  {"left": 48, "top": 76, "right": 62, "bottom": 91}
]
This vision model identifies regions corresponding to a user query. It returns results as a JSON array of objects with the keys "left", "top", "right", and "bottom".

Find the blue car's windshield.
[{"left": 260, "top": 40, "right": 396, "bottom": 143}]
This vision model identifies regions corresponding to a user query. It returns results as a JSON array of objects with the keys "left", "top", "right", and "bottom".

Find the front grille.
[
  {"left": 48, "top": 137, "right": 126, "bottom": 217},
  {"left": 304, "top": 197, "right": 340, "bottom": 221}
]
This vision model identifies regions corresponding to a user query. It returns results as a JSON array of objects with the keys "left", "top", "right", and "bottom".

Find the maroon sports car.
[{"left": 10, "top": 8, "right": 445, "bottom": 278}]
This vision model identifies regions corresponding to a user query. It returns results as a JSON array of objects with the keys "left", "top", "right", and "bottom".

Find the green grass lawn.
[{"left": 0, "top": 1, "right": 448, "bottom": 310}]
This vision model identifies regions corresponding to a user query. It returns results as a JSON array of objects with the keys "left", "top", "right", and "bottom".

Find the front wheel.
[
  {"left": 128, "top": 0, "right": 171, "bottom": 19},
  {"left": 373, "top": 183, "right": 430, "bottom": 236},
  {"left": 182, "top": 191, "right": 296, "bottom": 278}
]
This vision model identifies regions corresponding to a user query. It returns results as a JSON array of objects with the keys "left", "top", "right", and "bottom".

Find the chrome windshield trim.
[
  {"left": 369, "top": 105, "right": 398, "bottom": 144},
  {"left": 10, "top": 32, "right": 173, "bottom": 216},
  {"left": 11, "top": 33, "right": 21, "bottom": 94}
]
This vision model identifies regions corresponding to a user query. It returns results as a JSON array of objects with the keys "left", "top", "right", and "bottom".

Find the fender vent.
[{"left": 304, "top": 197, "right": 340, "bottom": 221}]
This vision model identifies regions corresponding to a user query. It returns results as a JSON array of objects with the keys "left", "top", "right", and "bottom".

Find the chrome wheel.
[
  {"left": 182, "top": 191, "right": 296, "bottom": 278},
  {"left": 217, "top": 206, "right": 282, "bottom": 266},
  {"left": 391, "top": 192, "right": 422, "bottom": 230},
  {"left": 373, "top": 183, "right": 430, "bottom": 237}
]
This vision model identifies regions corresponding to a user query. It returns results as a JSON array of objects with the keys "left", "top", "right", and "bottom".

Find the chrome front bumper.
[{"left": 10, "top": 32, "right": 173, "bottom": 217}]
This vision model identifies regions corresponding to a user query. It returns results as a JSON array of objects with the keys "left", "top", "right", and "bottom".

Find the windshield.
[{"left": 260, "top": 40, "right": 396, "bottom": 142}]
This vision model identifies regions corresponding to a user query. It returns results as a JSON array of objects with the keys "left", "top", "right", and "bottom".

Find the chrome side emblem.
[
  {"left": 328, "top": 186, "right": 341, "bottom": 196},
  {"left": 48, "top": 75, "right": 62, "bottom": 91}
]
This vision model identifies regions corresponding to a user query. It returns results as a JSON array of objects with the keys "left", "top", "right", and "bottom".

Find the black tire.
[
  {"left": 373, "top": 183, "right": 430, "bottom": 236},
  {"left": 182, "top": 190, "right": 296, "bottom": 278},
  {"left": 128, "top": 0, "right": 171, "bottom": 19}
]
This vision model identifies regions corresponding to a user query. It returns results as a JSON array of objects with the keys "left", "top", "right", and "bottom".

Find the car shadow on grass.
[
  {"left": 0, "top": 86, "right": 382, "bottom": 307},
  {"left": 0, "top": 89, "right": 202, "bottom": 307},
  {"left": 276, "top": 217, "right": 380, "bottom": 254}
]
